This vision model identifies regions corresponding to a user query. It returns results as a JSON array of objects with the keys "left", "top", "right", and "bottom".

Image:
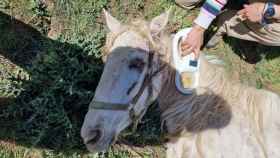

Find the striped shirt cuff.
[{"left": 194, "top": 9, "right": 216, "bottom": 29}]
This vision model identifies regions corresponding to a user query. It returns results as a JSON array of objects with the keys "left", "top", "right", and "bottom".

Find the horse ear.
[
  {"left": 103, "top": 9, "right": 122, "bottom": 33},
  {"left": 150, "top": 9, "right": 171, "bottom": 35}
]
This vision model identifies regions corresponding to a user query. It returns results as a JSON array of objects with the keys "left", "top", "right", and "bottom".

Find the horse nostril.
[{"left": 86, "top": 129, "right": 102, "bottom": 145}]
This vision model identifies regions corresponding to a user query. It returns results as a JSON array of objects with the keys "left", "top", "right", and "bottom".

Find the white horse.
[{"left": 81, "top": 10, "right": 280, "bottom": 158}]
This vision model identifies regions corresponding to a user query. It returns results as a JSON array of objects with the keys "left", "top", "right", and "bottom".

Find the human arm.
[
  {"left": 181, "top": 0, "right": 228, "bottom": 57},
  {"left": 237, "top": 3, "right": 265, "bottom": 23},
  {"left": 181, "top": 24, "right": 205, "bottom": 58},
  {"left": 238, "top": 2, "right": 280, "bottom": 23}
]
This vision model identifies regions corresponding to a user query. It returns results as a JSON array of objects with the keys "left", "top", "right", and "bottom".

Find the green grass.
[{"left": 0, "top": 0, "right": 280, "bottom": 158}]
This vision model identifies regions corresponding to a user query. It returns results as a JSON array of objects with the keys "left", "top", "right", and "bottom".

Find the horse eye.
[{"left": 128, "top": 58, "right": 145, "bottom": 72}]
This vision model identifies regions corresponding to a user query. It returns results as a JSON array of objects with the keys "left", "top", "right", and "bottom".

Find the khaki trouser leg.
[
  {"left": 217, "top": 9, "right": 280, "bottom": 46},
  {"left": 175, "top": 0, "right": 203, "bottom": 9},
  {"left": 216, "top": 0, "right": 280, "bottom": 46}
]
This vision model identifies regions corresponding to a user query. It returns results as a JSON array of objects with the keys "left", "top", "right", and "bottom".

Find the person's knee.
[{"left": 175, "top": 0, "right": 202, "bottom": 9}]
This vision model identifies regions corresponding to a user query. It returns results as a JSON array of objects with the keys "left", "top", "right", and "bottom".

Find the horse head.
[{"left": 81, "top": 10, "right": 170, "bottom": 152}]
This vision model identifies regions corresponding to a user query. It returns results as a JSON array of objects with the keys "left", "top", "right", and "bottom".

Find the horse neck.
[{"left": 157, "top": 57, "right": 234, "bottom": 134}]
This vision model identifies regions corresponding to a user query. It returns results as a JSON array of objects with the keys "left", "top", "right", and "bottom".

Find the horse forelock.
[{"left": 103, "top": 19, "right": 171, "bottom": 63}]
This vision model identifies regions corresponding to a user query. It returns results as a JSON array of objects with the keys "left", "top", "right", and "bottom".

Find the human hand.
[
  {"left": 181, "top": 24, "right": 205, "bottom": 59},
  {"left": 238, "top": 3, "right": 265, "bottom": 23}
]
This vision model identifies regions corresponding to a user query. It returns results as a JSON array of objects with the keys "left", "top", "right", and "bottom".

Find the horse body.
[
  {"left": 81, "top": 10, "right": 280, "bottom": 157},
  {"left": 162, "top": 58, "right": 280, "bottom": 157}
]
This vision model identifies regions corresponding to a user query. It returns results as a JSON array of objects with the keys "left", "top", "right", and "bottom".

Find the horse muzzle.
[{"left": 82, "top": 126, "right": 116, "bottom": 153}]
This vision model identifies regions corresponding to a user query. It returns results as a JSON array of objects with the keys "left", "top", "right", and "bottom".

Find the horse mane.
[
  {"left": 158, "top": 57, "right": 232, "bottom": 135},
  {"left": 103, "top": 19, "right": 172, "bottom": 64}
]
